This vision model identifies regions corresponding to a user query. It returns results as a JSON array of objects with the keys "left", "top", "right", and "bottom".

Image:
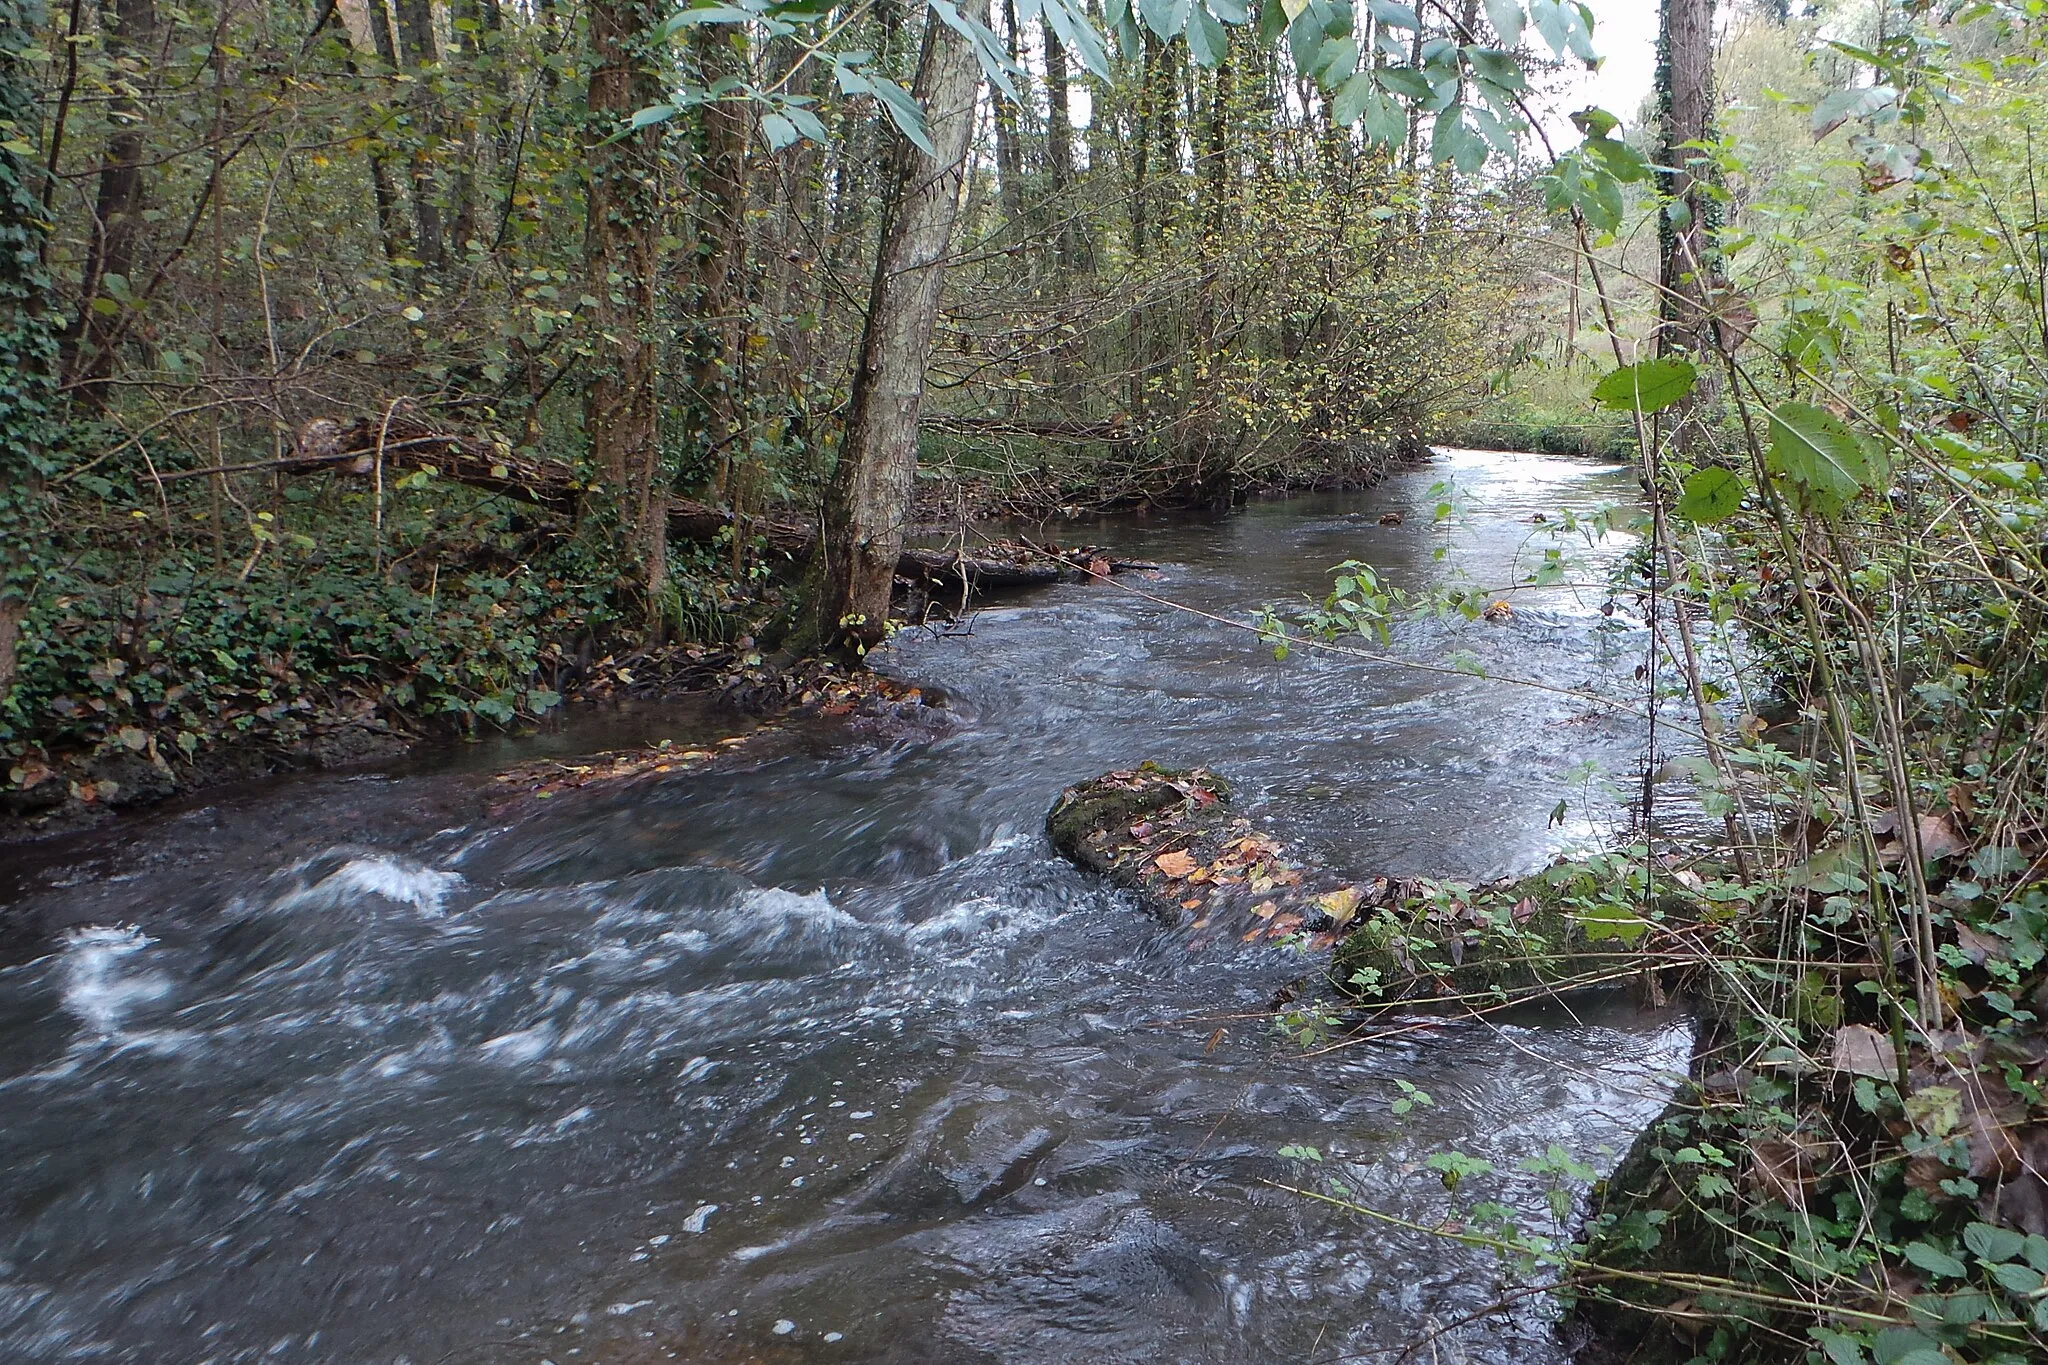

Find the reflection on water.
[{"left": 0, "top": 449, "right": 1687, "bottom": 1364}]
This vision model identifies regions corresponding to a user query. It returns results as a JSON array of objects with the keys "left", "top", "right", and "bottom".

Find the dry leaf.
[
  {"left": 1154, "top": 849, "right": 1198, "bottom": 878},
  {"left": 1916, "top": 812, "right": 1967, "bottom": 862},
  {"left": 1252, "top": 900, "right": 1279, "bottom": 920},
  {"left": 1315, "top": 885, "right": 1363, "bottom": 928},
  {"left": 1830, "top": 1024, "right": 1894, "bottom": 1079}
]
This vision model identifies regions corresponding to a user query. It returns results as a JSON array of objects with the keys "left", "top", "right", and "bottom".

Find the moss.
[{"left": 1045, "top": 762, "right": 1230, "bottom": 880}]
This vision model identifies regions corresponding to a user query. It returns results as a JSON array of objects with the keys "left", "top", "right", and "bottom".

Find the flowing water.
[{"left": 0, "top": 449, "right": 1693, "bottom": 1364}]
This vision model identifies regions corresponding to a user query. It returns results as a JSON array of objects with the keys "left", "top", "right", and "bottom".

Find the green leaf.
[
  {"left": 1365, "top": 0, "right": 1417, "bottom": 28},
  {"left": 1871, "top": 1327, "right": 1944, "bottom": 1365},
  {"left": 1312, "top": 33, "right": 1357, "bottom": 83},
  {"left": 1591, "top": 357, "right": 1698, "bottom": 414},
  {"left": 1484, "top": 0, "right": 1524, "bottom": 47},
  {"left": 1964, "top": 1221, "right": 2027, "bottom": 1264},
  {"left": 1766, "top": 402, "right": 1878, "bottom": 510},
  {"left": 759, "top": 112, "right": 801, "bottom": 150},
  {"left": 1331, "top": 72, "right": 1376, "bottom": 128},
  {"left": 1989, "top": 1261, "right": 2044, "bottom": 1294},
  {"left": 1900, "top": 1240, "right": 1967, "bottom": 1279},
  {"left": 1674, "top": 466, "right": 1745, "bottom": 523},
  {"left": 1140, "top": 0, "right": 1193, "bottom": 39},
  {"left": 1466, "top": 45, "right": 1526, "bottom": 91},
  {"left": 1579, "top": 900, "right": 1649, "bottom": 943},
  {"left": 1378, "top": 63, "right": 1433, "bottom": 101},
  {"left": 1185, "top": 0, "right": 1227, "bottom": 65},
  {"left": 865, "top": 74, "right": 933, "bottom": 154}
]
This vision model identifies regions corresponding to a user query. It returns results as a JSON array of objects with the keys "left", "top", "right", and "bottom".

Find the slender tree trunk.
[
  {"left": 1657, "top": 0, "right": 1715, "bottom": 358},
  {"left": 808, "top": 0, "right": 986, "bottom": 656},
  {"left": 1042, "top": 18, "right": 1077, "bottom": 265},
  {"left": 62, "top": 0, "right": 158, "bottom": 409},
  {"left": 584, "top": 0, "right": 667, "bottom": 622},
  {"left": 1656, "top": 0, "right": 1717, "bottom": 458},
  {"left": 392, "top": 0, "right": 447, "bottom": 272},
  {"left": 687, "top": 27, "right": 748, "bottom": 504},
  {"left": 346, "top": 0, "right": 411, "bottom": 267},
  {"left": 991, "top": 0, "right": 1024, "bottom": 223}
]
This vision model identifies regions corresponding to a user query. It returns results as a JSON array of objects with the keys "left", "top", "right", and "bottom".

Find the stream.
[{"left": 0, "top": 448, "right": 1693, "bottom": 1364}]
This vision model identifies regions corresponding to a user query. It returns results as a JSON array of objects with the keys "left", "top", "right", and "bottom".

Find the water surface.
[{"left": 0, "top": 448, "right": 1688, "bottom": 1364}]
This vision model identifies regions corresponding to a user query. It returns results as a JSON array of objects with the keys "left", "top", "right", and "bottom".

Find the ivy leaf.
[
  {"left": 1766, "top": 402, "right": 1877, "bottom": 511},
  {"left": 1591, "top": 357, "right": 1698, "bottom": 414},
  {"left": 1673, "top": 466, "right": 1745, "bottom": 523}
]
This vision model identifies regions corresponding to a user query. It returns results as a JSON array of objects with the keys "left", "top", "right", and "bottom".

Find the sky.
[{"left": 1552, "top": 0, "right": 1663, "bottom": 143}]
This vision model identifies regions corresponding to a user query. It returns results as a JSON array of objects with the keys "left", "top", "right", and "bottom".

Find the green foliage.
[
  {"left": 0, "top": 0, "right": 60, "bottom": 647},
  {"left": 1591, "top": 358, "right": 1698, "bottom": 415}
]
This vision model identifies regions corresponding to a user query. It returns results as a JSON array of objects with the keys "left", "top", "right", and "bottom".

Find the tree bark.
[
  {"left": 584, "top": 0, "right": 668, "bottom": 622},
  {"left": 62, "top": 0, "right": 158, "bottom": 409},
  {"left": 392, "top": 0, "right": 447, "bottom": 272},
  {"left": 1042, "top": 18, "right": 1077, "bottom": 265},
  {"left": 808, "top": 0, "right": 986, "bottom": 656},
  {"left": 991, "top": 0, "right": 1025, "bottom": 223},
  {"left": 1657, "top": 0, "right": 1716, "bottom": 359}
]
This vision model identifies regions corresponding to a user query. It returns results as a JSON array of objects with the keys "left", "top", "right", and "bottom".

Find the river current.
[{"left": 0, "top": 448, "right": 1692, "bottom": 1364}]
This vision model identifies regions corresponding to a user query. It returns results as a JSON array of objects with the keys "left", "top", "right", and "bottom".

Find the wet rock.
[
  {"left": 84, "top": 750, "right": 178, "bottom": 808},
  {"left": 1047, "top": 764, "right": 1687, "bottom": 1011}
]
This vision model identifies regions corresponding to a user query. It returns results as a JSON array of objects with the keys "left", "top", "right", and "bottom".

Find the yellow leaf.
[
  {"left": 1154, "top": 849, "right": 1198, "bottom": 878},
  {"left": 1316, "top": 885, "right": 1363, "bottom": 926}
]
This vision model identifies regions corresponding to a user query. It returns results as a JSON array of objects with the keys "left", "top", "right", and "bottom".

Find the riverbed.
[{"left": 0, "top": 448, "right": 1691, "bottom": 1364}]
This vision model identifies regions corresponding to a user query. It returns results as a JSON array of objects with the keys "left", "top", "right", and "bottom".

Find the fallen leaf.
[
  {"left": 1316, "top": 885, "right": 1363, "bottom": 927},
  {"left": 1831, "top": 1024, "right": 1894, "bottom": 1079},
  {"left": 1155, "top": 850, "right": 1198, "bottom": 878},
  {"left": 1252, "top": 900, "right": 1279, "bottom": 919},
  {"left": 1915, "top": 812, "right": 1967, "bottom": 862},
  {"left": 1205, "top": 1027, "right": 1226, "bottom": 1054},
  {"left": 1181, "top": 897, "right": 1205, "bottom": 910}
]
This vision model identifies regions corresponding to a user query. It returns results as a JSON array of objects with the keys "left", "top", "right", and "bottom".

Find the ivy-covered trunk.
[
  {"left": 583, "top": 0, "right": 668, "bottom": 625},
  {"left": 807, "top": 0, "right": 987, "bottom": 656},
  {"left": 0, "top": 0, "right": 59, "bottom": 706}
]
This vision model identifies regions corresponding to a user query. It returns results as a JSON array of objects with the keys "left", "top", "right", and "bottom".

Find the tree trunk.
[
  {"left": 1657, "top": 0, "right": 1716, "bottom": 359},
  {"left": 392, "top": 0, "right": 447, "bottom": 272},
  {"left": 339, "top": 0, "right": 410, "bottom": 267},
  {"left": 62, "top": 0, "right": 158, "bottom": 409},
  {"left": 0, "top": 0, "right": 60, "bottom": 701},
  {"left": 584, "top": 0, "right": 668, "bottom": 622},
  {"left": 808, "top": 0, "right": 986, "bottom": 656},
  {"left": 1042, "top": 18, "right": 1077, "bottom": 265},
  {"left": 991, "top": 0, "right": 1025, "bottom": 223}
]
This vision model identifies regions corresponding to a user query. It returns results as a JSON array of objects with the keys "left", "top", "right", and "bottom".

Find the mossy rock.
[
  {"left": 1046, "top": 767, "right": 1690, "bottom": 1006},
  {"left": 1328, "top": 864, "right": 1690, "bottom": 1010},
  {"left": 1046, "top": 762, "right": 1230, "bottom": 881}
]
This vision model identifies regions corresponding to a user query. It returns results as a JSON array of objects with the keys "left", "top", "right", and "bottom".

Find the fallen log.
[
  {"left": 283, "top": 410, "right": 1156, "bottom": 598},
  {"left": 1047, "top": 764, "right": 1690, "bottom": 1011}
]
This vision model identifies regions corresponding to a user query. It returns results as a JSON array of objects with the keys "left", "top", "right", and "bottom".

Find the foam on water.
[
  {"left": 56, "top": 925, "right": 170, "bottom": 1036},
  {"left": 272, "top": 854, "right": 465, "bottom": 915}
]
